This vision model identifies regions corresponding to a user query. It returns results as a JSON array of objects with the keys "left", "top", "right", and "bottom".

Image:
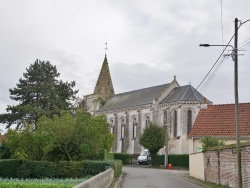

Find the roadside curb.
[
  {"left": 170, "top": 171, "right": 212, "bottom": 188},
  {"left": 112, "top": 172, "right": 125, "bottom": 188}
]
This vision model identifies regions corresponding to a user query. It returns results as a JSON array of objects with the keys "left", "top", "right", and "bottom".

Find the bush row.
[
  {"left": 113, "top": 153, "right": 131, "bottom": 164},
  {"left": 151, "top": 154, "right": 189, "bottom": 167},
  {"left": 0, "top": 159, "right": 122, "bottom": 179}
]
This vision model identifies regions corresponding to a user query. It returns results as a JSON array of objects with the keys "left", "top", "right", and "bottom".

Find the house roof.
[
  {"left": 98, "top": 84, "right": 170, "bottom": 112},
  {"left": 160, "top": 85, "right": 212, "bottom": 104},
  {"left": 189, "top": 103, "right": 250, "bottom": 138}
]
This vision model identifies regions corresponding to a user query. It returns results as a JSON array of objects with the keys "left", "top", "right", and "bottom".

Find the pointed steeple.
[{"left": 93, "top": 54, "right": 115, "bottom": 100}]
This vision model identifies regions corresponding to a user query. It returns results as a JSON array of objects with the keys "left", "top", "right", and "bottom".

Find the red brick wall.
[
  {"left": 204, "top": 145, "right": 250, "bottom": 188},
  {"left": 241, "top": 146, "right": 250, "bottom": 188},
  {"left": 204, "top": 151, "right": 220, "bottom": 184}
]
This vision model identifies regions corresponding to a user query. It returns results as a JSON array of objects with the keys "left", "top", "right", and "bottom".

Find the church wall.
[
  {"left": 103, "top": 103, "right": 202, "bottom": 155},
  {"left": 160, "top": 103, "right": 201, "bottom": 154}
]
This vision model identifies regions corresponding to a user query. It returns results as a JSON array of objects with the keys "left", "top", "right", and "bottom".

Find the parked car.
[{"left": 137, "top": 149, "right": 151, "bottom": 165}]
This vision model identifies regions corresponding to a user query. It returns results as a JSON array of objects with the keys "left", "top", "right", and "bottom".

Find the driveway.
[{"left": 121, "top": 166, "right": 208, "bottom": 188}]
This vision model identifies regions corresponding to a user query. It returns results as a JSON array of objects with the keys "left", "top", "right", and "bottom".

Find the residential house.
[{"left": 188, "top": 103, "right": 250, "bottom": 153}]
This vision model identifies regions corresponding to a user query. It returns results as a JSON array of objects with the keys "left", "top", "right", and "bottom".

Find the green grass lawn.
[{"left": 0, "top": 177, "right": 89, "bottom": 188}]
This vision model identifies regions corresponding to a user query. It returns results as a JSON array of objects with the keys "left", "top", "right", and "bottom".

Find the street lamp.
[
  {"left": 199, "top": 18, "right": 242, "bottom": 188},
  {"left": 199, "top": 44, "right": 234, "bottom": 49}
]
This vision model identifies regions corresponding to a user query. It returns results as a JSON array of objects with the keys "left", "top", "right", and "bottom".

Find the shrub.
[
  {"left": 82, "top": 160, "right": 112, "bottom": 176},
  {"left": 95, "top": 149, "right": 114, "bottom": 161},
  {"left": 112, "top": 160, "right": 122, "bottom": 179},
  {"left": 151, "top": 155, "right": 164, "bottom": 166},
  {"left": 104, "top": 150, "right": 114, "bottom": 160},
  {"left": 57, "top": 161, "right": 84, "bottom": 178},
  {"left": 17, "top": 160, "right": 57, "bottom": 179},
  {"left": 0, "top": 159, "right": 22, "bottom": 178},
  {"left": 169, "top": 154, "right": 189, "bottom": 167},
  {"left": 0, "top": 159, "right": 122, "bottom": 179},
  {"left": 151, "top": 154, "right": 189, "bottom": 167},
  {"left": 113, "top": 153, "right": 131, "bottom": 164},
  {"left": 200, "top": 136, "right": 225, "bottom": 151}
]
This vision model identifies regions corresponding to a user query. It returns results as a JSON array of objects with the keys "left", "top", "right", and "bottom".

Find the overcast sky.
[{"left": 1, "top": 0, "right": 250, "bottom": 132}]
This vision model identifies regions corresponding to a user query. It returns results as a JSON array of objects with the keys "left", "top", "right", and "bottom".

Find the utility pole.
[
  {"left": 199, "top": 17, "right": 250, "bottom": 188},
  {"left": 164, "top": 111, "right": 168, "bottom": 168},
  {"left": 234, "top": 17, "right": 242, "bottom": 188}
]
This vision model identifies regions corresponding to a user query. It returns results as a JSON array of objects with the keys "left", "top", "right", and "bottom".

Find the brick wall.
[
  {"left": 204, "top": 144, "right": 250, "bottom": 188},
  {"left": 204, "top": 151, "right": 220, "bottom": 184}
]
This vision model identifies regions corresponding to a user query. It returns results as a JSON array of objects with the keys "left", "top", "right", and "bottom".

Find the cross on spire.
[{"left": 104, "top": 42, "right": 108, "bottom": 55}]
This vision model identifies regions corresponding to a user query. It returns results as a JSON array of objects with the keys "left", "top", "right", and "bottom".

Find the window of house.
[
  {"left": 187, "top": 110, "right": 192, "bottom": 135},
  {"left": 174, "top": 110, "right": 177, "bottom": 137}
]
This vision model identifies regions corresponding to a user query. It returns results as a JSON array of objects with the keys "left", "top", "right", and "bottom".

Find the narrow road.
[{"left": 121, "top": 166, "right": 203, "bottom": 188}]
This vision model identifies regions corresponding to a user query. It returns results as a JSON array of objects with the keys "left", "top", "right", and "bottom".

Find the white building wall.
[{"left": 102, "top": 103, "right": 203, "bottom": 154}]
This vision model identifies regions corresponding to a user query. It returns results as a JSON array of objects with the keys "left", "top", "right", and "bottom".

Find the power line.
[
  {"left": 183, "top": 33, "right": 235, "bottom": 103},
  {"left": 238, "top": 37, "right": 250, "bottom": 47},
  {"left": 238, "top": 41, "right": 250, "bottom": 51},
  {"left": 200, "top": 55, "right": 229, "bottom": 92}
]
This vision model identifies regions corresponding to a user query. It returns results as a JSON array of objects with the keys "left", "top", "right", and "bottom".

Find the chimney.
[{"left": 204, "top": 97, "right": 207, "bottom": 104}]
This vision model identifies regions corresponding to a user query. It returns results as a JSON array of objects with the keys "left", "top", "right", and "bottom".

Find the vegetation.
[
  {"left": 2, "top": 110, "right": 114, "bottom": 161},
  {"left": 200, "top": 136, "right": 225, "bottom": 151},
  {"left": 151, "top": 154, "right": 189, "bottom": 167},
  {"left": 139, "top": 123, "right": 165, "bottom": 155},
  {"left": 0, "top": 177, "right": 88, "bottom": 188},
  {"left": 0, "top": 60, "right": 78, "bottom": 129},
  {"left": 113, "top": 153, "right": 131, "bottom": 165},
  {"left": 0, "top": 159, "right": 121, "bottom": 179}
]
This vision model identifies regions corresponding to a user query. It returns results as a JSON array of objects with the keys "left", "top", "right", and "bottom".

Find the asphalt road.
[{"left": 121, "top": 166, "right": 203, "bottom": 188}]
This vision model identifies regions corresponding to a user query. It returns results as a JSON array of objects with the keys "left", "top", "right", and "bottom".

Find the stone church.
[{"left": 85, "top": 54, "right": 212, "bottom": 154}]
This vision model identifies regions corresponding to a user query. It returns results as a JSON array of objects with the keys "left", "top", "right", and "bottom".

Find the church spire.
[{"left": 93, "top": 53, "right": 115, "bottom": 100}]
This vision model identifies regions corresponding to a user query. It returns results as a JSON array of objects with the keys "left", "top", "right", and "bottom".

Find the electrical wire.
[
  {"left": 200, "top": 55, "right": 229, "bottom": 92},
  {"left": 184, "top": 18, "right": 250, "bottom": 103},
  {"left": 183, "top": 34, "right": 235, "bottom": 103},
  {"left": 238, "top": 41, "right": 250, "bottom": 51},
  {"left": 238, "top": 37, "right": 250, "bottom": 47}
]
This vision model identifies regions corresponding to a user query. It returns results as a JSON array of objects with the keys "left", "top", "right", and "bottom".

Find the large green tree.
[
  {"left": 139, "top": 123, "right": 165, "bottom": 155},
  {"left": 0, "top": 60, "right": 78, "bottom": 129},
  {"left": 3, "top": 110, "right": 114, "bottom": 161}
]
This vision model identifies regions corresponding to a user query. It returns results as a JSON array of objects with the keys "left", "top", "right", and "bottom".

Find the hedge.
[
  {"left": 57, "top": 161, "right": 85, "bottom": 178},
  {"left": 151, "top": 154, "right": 189, "bottom": 167},
  {"left": 0, "top": 159, "right": 22, "bottom": 178},
  {"left": 112, "top": 160, "right": 122, "bottom": 179},
  {"left": 0, "top": 159, "right": 122, "bottom": 179},
  {"left": 17, "top": 160, "right": 57, "bottom": 179},
  {"left": 94, "top": 150, "right": 114, "bottom": 161},
  {"left": 113, "top": 153, "right": 131, "bottom": 164}
]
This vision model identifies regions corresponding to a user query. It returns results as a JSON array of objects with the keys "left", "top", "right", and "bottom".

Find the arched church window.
[
  {"left": 109, "top": 119, "right": 114, "bottom": 134},
  {"left": 132, "top": 117, "right": 137, "bottom": 139},
  {"left": 174, "top": 110, "right": 177, "bottom": 137},
  {"left": 163, "top": 111, "right": 167, "bottom": 125},
  {"left": 187, "top": 110, "right": 192, "bottom": 135},
  {"left": 145, "top": 115, "right": 150, "bottom": 127},
  {"left": 121, "top": 118, "right": 125, "bottom": 139}
]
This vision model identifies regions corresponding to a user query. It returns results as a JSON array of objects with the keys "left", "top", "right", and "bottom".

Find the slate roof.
[
  {"left": 98, "top": 84, "right": 170, "bottom": 112},
  {"left": 189, "top": 103, "right": 250, "bottom": 138},
  {"left": 160, "top": 85, "right": 211, "bottom": 104}
]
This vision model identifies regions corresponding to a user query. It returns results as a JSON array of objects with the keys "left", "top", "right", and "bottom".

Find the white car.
[{"left": 137, "top": 149, "right": 151, "bottom": 165}]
